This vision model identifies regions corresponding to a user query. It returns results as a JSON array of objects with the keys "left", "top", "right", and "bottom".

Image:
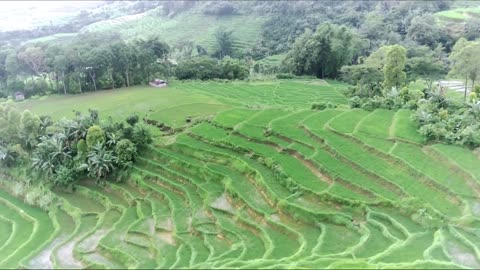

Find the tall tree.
[
  {"left": 382, "top": 45, "right": 406, "bottom": 92},
  {"left": 17, "top": 46, "right": 47, "bottom": 76},
  {"left": 111, "top": 42, "right": 135, "bottom": 87},
  {"left": 284, "top": 23, "right": 361, "bottom": 78},
  {"left": 52, "top": 55, "right": 69, "bottom": 95},
  {"left": 214, "top": 27, "right": 234, "bottom": 59},
  {"left": 406, "top": 14, "right": 441, "bottom": 48}
]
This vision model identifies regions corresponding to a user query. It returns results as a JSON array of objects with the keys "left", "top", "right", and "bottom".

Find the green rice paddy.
[{"left": 4, "top": 79, "right": 480, "bottom": 268}]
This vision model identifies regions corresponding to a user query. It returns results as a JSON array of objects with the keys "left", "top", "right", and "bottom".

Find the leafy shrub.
[
  {"left": 24, "top": 79, "right": 50, "bottom": 98},
  {"left": 276, "top": 73, "right": 296, "bottom": 79},
  {"left": 126, "top": 114, "right": 139, "bottom": 126},
  {"left": 175, "top": 56, "right": 249, "bottom": 80},
  {"left": 311, "top": 102, "right": 337, "bottom": 110},
  {"left": 220, "top": 56, "right": 249, "bottom": 80},
  {"left": 86, "top": 125, "right": 106, "bottom": 148},
  {"left": 349, "top": 96, "right": 362, "bottom": 108},
  {"left": 132, "top": 124, "right": 153, "bottom": 149},
  {"left": 115, "top": 139, "right": 137, "bottom": 168},
  {"left": 175, "top": 57, "right": 221, "bottom": 80},
  {"left": 53, "top": 165, "right": 76, "bottom": 187}
]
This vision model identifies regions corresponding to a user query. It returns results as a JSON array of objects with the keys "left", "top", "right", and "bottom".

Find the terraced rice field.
[
  {"left": 79, "top": 9, "right": 266, "bottom": 53},
  {"left": 5, "top": 80, "right": 480, "bottom": 268}
]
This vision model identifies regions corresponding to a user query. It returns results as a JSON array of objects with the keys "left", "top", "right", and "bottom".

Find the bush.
[
  {"left": 220, "top": 57, "right": 249, "bottom": 80},
  {"left": 469, "top": 92, "right": 478, "bottom": 103},
  {"left": 77, "top": 139, "right": 87, "bottom": 155},
  {"left": 175, "top": 56, "right": 249, "bottom": 80},
  {"left": 311, "top": 102, "right": 337, "bottom": 110},
  {"left": 86, "top": 125, "right": 106, "bottom": 148},
  {"left": 115, "top": 139, "right": 137, "bottom": 168},
  {"left": 175, "top": 57, "right": 221, "bottom": 80},
  {"left": 349, "top": 96, "right": 362, "bottom": 108},
  {"left": 126, "top": 114, "right": 139, "bottom": 126},
  {"left": 53, "top": 165, "right": 76, "bottom": 187},
  {"left": 276, "top": 73, "right": 296, "bottom": 79},
  {"left": 132, "top": 124, "right": 153, "bottom": 149},
  {"left": 474, "top": 85, "right": 480, "bottom": 95},
  {"left": 24, "top": 78, "right": 50, "bottom": 98}
]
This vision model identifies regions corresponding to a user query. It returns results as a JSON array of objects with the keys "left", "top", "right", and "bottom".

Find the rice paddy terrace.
[{"left": 3, "top": 80, "right": 480, "bottom": 269}]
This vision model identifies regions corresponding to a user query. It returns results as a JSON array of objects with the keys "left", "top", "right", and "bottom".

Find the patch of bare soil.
[
  {"left": 447, "top": 242, "right": 480, "bottom": 268},
  {"left": 156, "top": 231, "right": 176, "bottom": 245},
  {"left": 471, "top": 201, "right": 480, "bottom": 217},
  {"left": 156, "top": 217, "right": 173, "bottom": 231},
  {"left": 26, "top": 235, "right": 67, "bottom": 269},
  {"left": 55, "top": 237, "right": 84, "bottom": 268},
  {"left": 77, "top": 229, "right": 108, "bottom": 252},
  {"left": 211, "top": 194, "right": 235, "bottom": 213}
]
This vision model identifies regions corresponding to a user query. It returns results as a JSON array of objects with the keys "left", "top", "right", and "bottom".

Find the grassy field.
[
  {"left": 2, "top": 79, "right": 480, "bottom": 269},
  {"left": 15, "top": 80, "right": 347, "bottom": 127}
]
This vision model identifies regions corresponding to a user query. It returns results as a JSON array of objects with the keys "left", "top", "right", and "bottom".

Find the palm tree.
[
  {"left": 467, "top": 100, "right": 480, "bottom": 119},
  {"left": 417, "top": 111, "right": 433, "bottom": 125},
  {"left": 31, "top": 133, "right": 71, "bottom": 177},
  {"left": 105, "top": 132, "right": 117, "bottom": 148},
  {"left": 81, "top": 143, "right": 117, "bottom": 182}
]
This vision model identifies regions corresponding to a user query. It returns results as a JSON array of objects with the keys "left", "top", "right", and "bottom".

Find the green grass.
[
  {"left": 317, "top": 224, "right": 362, "bottom": 255},
  {"left": 355, "top": 109, "right": 395, "bottom": 138},
  {"left": 393, "top": 109, "right": 425, "bottom": 144},
  {"left": 374, "top": 232, "right": 434, "bottom": 263},
  {"left": 0, "top": 189, "right": 55, "bottom": 269},
  {"left": 392, "top": 142, "right": 475, "bottom": 197},
  {"left": 214, "top": 108, "right": 259, "bottom": 127},
  {"left": 354, "top": 222, "right": 394, "bottom": 258},
  {"left": 329, "top": 109, "right": 371, "bottom": 134},
  {"left": 431, "top": 144, "right": 480, "bottom": 182},
  {"left": 150, "top": 103, "right": 231, "bottom": 128},
  {"left": 15, "top": 85, "right": 223, "bottom": 122}
]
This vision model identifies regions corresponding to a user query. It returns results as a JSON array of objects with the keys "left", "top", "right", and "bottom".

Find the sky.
[{"left": 0, "top": 1, "right": 104, "bottom": 31}]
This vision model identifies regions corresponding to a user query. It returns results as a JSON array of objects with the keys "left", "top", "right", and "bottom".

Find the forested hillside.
[{"left": 1, "top": 0, "right": 480, "bottom": 99}]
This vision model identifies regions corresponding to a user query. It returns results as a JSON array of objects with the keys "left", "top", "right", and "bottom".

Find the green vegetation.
[
  {"left": 1, "top": 1, "right": 480, "bottom": 269},
  {"left": 3, "top": 79, "right": 477, "bottom": 268}
]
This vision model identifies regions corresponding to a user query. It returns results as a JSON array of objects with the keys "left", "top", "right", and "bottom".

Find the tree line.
[{"left": 0, "top": 27, "right": 251, "bottom": 99}]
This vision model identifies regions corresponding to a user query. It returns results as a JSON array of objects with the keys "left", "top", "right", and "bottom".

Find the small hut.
[
  {"left": 15, "top": 91, "right": 25, "bottom": 101},
  {"left": 149, "top": 79, "right": 168, "bottom": 88}
]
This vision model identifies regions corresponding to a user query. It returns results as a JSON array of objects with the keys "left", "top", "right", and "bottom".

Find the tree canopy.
[{"left": 283, "top": 23, "right": 363, "bottom": 78}]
